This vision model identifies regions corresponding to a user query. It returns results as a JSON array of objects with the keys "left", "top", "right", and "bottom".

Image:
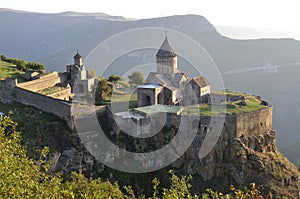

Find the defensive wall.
[
  {"left": 17, "top": 72, "right": 61, "bottom": 92},
  {"left": 47, "top": 88, "right": 72, "bottom": 101},
  {"left": 235, "top": 106, "right": 272, "bottom": 138},
  {"left": 0, "top": 78, "right": 73, "bottom": 127},
  {"left": 112, "top": 106, "right": 272, "bottom": 140},
  {"left": 13, "top": 87, "right": 72, "bottom": 121}
]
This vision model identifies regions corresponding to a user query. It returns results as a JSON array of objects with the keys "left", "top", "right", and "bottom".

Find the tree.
[
  {"left": 88, "top": 69, "right": 97, "bottom": 78},
  {"left": 0, "top": 115, "right": 59, "bottom": 198},
  {"left": 1, "top": 54, "right": 7, "bottom": 61},
  {"left": 128, "top": 71, "right": 145, "bottom": 86},
  {"left": 93, "top": 77, "right": 112, "bottom": 104},
  {"left": 0, "top": 55, "right": 45, "bottom": 71},
  {"left": 118, "top": 81, "right": 130, "bottom": 88},
  {"left": 0, "top": 115, "right": 125, "bottom": 198},
  {"left": 26, "top": 62, "right": 45, "bottom": 70},
  {"left": 16, "top": 59, "right": 27, "bottom": 71},
  {"left": 108, "top": 75, "right": 123, "bottom": 83}
]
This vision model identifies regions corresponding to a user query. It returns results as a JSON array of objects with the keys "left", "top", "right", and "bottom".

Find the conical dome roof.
[
  {"left": 156, "top": 37, "right": 177, "bottom": 57},
  {"left": 74, "top": 50, "right": 82, "bottom": 59}
]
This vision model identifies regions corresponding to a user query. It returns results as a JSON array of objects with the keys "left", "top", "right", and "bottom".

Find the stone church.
[{"left": 137, "top": 37, "right": 210, "bottom": 107}]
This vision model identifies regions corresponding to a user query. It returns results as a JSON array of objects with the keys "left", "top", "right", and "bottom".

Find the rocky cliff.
[
  {"left": 31, "top": 106, "right": 299, "bottom": 197},
  {"left": 175, "top": 129, "right": 299, "bottom": 197}
]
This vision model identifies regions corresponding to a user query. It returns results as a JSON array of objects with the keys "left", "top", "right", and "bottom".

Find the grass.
[
  {"left": 38, "top": 86, "right": 67, "bottom": 95},
  {"left": 183, "top": 91, "right": 268, "bottom": 116},
  {"left": 109, "top": 88, "right": 137, "bottom": 111},
  {"left": 0, "top": 60, "right": 24, "bottom": 79},
  {"left": 111, "top": 88, "right": 137, "bottom": 102},
  {"left": 109, "top": 89, "right": 267, "bottom": 116},
  {"left": 0, "top": 102, "right": 63, "bottom": 156},
  {"left": 214, "top": 90, "right": 244, "bottom": 96}
]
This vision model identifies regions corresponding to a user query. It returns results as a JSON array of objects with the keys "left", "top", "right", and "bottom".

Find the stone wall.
[
  {"left": 113, "top": 106, "right": 272, "bottom": 144},
  {"left": 0, "top": 78, "right": 17, "bottom": 103},
  {"left": 17, "top": 72, "right": 61, "bottom": 92},
  {"left": 13, "top": 87, "right": 72, "bottom": 122},
  {"left": 48, "top": 87, "right": 72, "bottom": 101},
  {"left": 0, "top": 78, "right": 73, "bottom": 125},
  {"left": 157, "top": 56, "right": 178, "bottom": 75},
  {"left": 235, "top": 106, "right": 272, "bottom": 138},
  {"left": 137, "top": 87, "right": 163, "bottom": 107}
]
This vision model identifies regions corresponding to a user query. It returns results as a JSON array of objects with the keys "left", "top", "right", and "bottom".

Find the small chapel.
[
  {"left": 66, "top": 51, "right": 95, "bottom": 95},
  {"left": 137, "top": 36, "right": 211, "bottom": 107}
]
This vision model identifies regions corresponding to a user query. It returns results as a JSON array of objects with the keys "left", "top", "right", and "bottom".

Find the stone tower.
[
  {"left": 74, "top": 50, "right": 83, "bottom": 67},
  {"left": 156, "top": 36, "right": 178, "bottom": 78}
]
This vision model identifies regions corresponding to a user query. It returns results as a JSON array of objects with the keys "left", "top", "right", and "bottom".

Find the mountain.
[
  {"left": 282, "top": 142, "right": 300, "bottom": 165},
  {"left": 1, "top": 8, "right": 300, "bottom": 151}
]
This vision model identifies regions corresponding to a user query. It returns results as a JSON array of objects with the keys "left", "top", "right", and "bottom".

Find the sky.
[{"left": 1, "top": 0, "right": 300, "bottom": 38}]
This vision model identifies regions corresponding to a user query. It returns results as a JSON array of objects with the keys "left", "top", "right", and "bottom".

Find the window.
[{"left": 145, "top": 96, "right": 151, "bottom": 106}]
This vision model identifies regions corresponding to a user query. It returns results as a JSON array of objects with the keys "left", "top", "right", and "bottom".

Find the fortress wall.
[
  {"left": 0, "top": 78, "right": 17, "bottom": 103},
  {"left": 17, "top": 72, "right": 61, "bottom": 92},
  {"left": 113, "top": 112, "right": 235, "bottom": 141},
  {"left": 112, "top": 107, "right": 272, "bottom": 145},
  {"left": 13, "top": 87, "right": 72, "bottom": 121},
  {"left": 235, "top": 106, "right": 273, "bottom": 138},
  {"left": 47, "top": 87, "right": 72, "bottom": 100}
]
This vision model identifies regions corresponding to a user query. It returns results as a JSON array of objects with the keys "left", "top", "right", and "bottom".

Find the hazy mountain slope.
[
  {"left": 1, "top": 9, "right": 299, "bottom": 72},
  {"left": 215, "top": 25, "right": 293, "bottom": 39},
  {"left": 1, "top": 9, "right": 300, "bottom": 151},
  {"left": 282, "top": 142, "right": 300, "bottom": 165}
]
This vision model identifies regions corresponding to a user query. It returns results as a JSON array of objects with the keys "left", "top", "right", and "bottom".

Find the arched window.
[
  {"left": 158, "top": 92, "right": 163, "bottom": 104},
  {"left": 145, "top": 96, "right": 151, "bottom": 106}
]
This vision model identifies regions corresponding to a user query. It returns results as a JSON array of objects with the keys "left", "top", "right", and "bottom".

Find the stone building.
[
  {"left": 137, "top": 37, "right": 210, "bottom": 107},
  {"left": 0, "top": 51, "right": 99, "bottom": 128},
  {"left": 66, "top": 51, "right": 95, "bottom": 95}
]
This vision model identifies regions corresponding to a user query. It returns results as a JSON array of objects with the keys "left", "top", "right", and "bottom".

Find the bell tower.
[
  {"left": 74, "top": 50, "right": 83, "bottom": 67},
  {"left": 156, "top": 36, "right": 178, "bottom": 78}
]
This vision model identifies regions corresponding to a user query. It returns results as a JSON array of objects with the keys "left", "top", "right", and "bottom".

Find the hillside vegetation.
[
  {"left": 0, "top": 102, "right": 62, "bottom": 156},
  {"left": 1, "top": 55, "right": 45, "bottom": 71},
  {"left": 0, "top": 60, "right": 24, "bottom": 79}
]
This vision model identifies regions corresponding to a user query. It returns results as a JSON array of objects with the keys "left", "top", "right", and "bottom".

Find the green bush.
[
  {"left": 0, "top": 54, "right": 45, "bottom": 71},
  {"left": 128, "top": 71, "right": 145, "bottom": 86}
]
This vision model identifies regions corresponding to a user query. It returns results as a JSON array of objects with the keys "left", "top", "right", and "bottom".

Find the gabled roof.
[
  {"left": 156, "top": 37, "right": 177, "bottom": 57},
  {"left": 146, "top": 72, "right": 188, "bottom": 91},
  {"left": 173, "top": 72, "right": 188, "bottom": 86},
  {"left": 190, "top": 76, "right": 210, "bottom": 87}
]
